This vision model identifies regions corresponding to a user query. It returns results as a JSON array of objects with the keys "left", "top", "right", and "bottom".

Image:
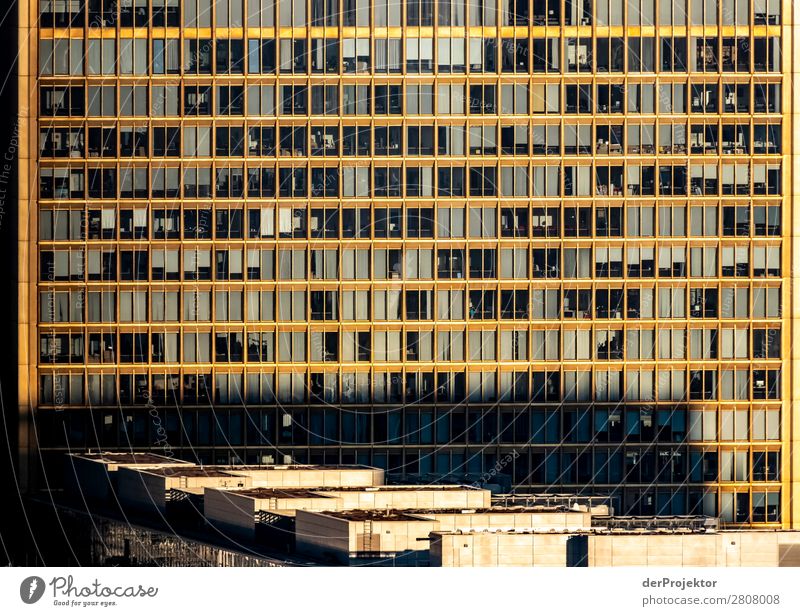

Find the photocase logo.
[{"left": 20, "top": 576, "right": 46, "bottom": 604}]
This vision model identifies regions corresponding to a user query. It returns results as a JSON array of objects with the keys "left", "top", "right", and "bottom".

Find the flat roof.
[
  {"left": 421, "top": 506, "right": 577, "bottom": 515},
  {"left": 306, "top": 506, "right": 576, "bottom": 519},
  {"left": 70, "top": 456, "right": 377, "bottom": 472},
  {"left": 143, "top": 467, "right": 244, "bottom": 478},
  {"left": 317, "top": 510, "right": 430, "bottom": 522},
  {"left": 591, "top": 515, "right": 718, "bottom": 531},
  {"left": 170, "top": 487, "right": 205, "bottom": 496},
  {"left": 233, "top": 464, "right": 378, "bottom": 471},
  {"left": 324, "top": 485, "right": 482, "bottom": 492},
  {"left": 72, "top": 452, "right": 191, "bottom": 465},
  {"left": 430, "top": 528, "right": 716, "bottom": 537},
  {"left": 220, "top": 488, "right": 338, "bottom": 500}
]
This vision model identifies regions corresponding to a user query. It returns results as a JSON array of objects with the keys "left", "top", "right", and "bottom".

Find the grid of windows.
[{"left": 30, "top": 0, "right": 788, "bottom": 525}]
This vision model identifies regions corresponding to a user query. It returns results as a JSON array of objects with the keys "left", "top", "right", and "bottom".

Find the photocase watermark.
[
  {"left": 0, "top": 117, "right": 20, "bottom": 232},
  {"left": 19, "top": 575, "right": 158, "bottom": 607},
  {"left": 141, "top": 390, "right": 175, "bottom": 458},
  {"left": 473, "top": 450, "right": 519, "bottom": 487},
  {"left": 20, "top": 576, "right": 45, "bottom": 604}
]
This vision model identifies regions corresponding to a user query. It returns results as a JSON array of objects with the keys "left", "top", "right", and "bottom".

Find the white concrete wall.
[
  {"left": 203, "top": 489, "right": 257, "bottom": 538},
  {"left": 295, "top": 510, "right": 352, "bottom": 564},
  {"left": 328, "top": 488, "right": 491, "bottom": 511},
  {"left": 233, "top": 468, "right": 384, "bottom": 488},
  {"left": 431, "top": 530, "right": 800, "bottom": 567},
  {"left": 430, "top": 532, "right": 572, "bottom": 567},
  {"left": 117, "top": 467, "right": 169, "bottom": 514},
  {"left": 425, "top": 511, "right": 592, "bottom": 532},
  {"left": 295, "top": 511, "right": 439, "bottom": 563},
  {"left": 368, "top": 518, "right": 440, "bottom": 554},
  {"left": 66, "top": 455, "right": 193, "bottom": 502},
  {"left": 117, "top": 469, "right": 250, "bottom": 514},
  {"left": 164, "top": 473, "right": 250, "bottom": 490},
  {"left": 66, "top": 456, "right": 113, "bottom": 501},
  {"left": 588, "top": 533, "right": 800, "bottom": 566},
  {"left": 261, "top": 495, "right": 343, "bottom": 513}
]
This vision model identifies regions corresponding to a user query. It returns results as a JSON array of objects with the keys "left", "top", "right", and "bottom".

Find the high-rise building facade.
[{"left": 18, "top": 0, "right": 799, "bottom": 527}]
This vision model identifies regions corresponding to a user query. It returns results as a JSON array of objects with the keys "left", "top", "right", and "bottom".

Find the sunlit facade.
[{"left": 19, "top": 0, "right": 799, "bottom": 526}]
